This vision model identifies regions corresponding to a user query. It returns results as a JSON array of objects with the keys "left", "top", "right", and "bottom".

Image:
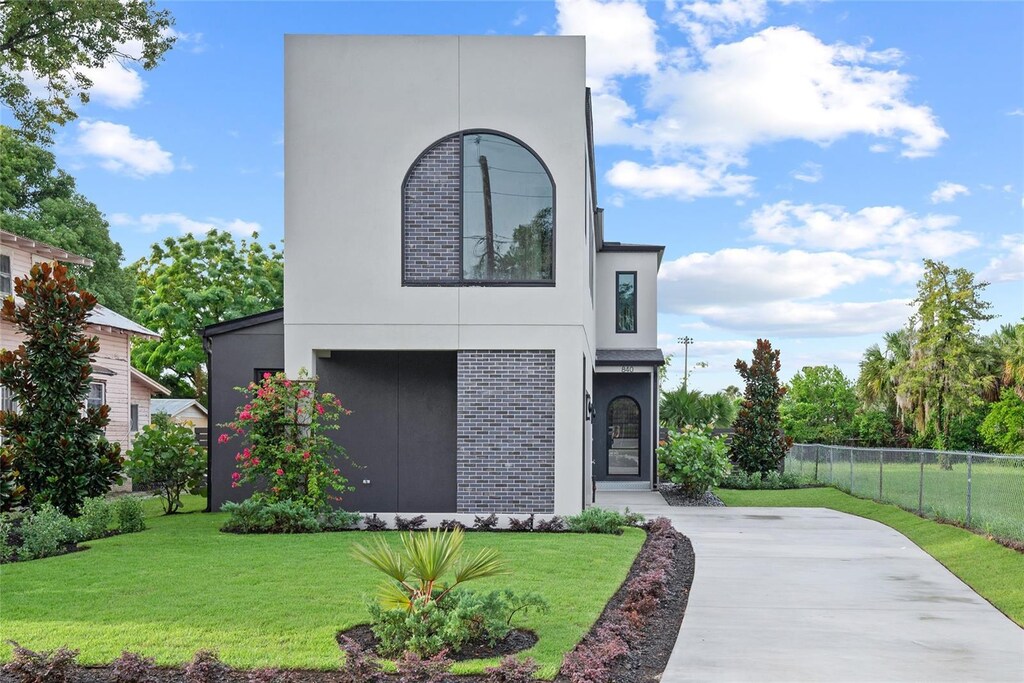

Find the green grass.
[
  {"left": 785, "top": 454, "right": 1024, "bottom": 541},
  {"left": 0, "top": 496, "right": 643, "bottom": 678},
  {"left": 715, "top": 486, "right": 1024, "bottom": 627}
]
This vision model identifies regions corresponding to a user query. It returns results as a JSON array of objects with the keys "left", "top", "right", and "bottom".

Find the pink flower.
[
  {"left": 298, "top": 389, "right": 311, "bottom": 398},
  {"left": 218, "top": 433, "right": 230, "bottom": 444},
  {"left": 276, "top": 468, "right": 285, "bottom": 476},
  {"left": 302, "top": 451, "right": 311, "bottom": 461},
  {"left": 231, "top": 472, "right": 241, "bottom": 481},
  {"left": 332, "top": 468, "right": 340, "bottom": 475},
  {"left": 242, "top": 448, "right": 251, "bottom": 459},
  {"left": 263, "top": 372, "right": 272, "bottom": 379},
  {"left": 231, "top": 482, "right": 240, "bottom": 488},
  {"left": 316, "top": 403, "right": 325, "bottom": 415},
  {"left": 284, "top": 380, "right": 292, "bottom": 388},
  {"left": 235, "top": 454, "right": 242, "bottom": 462},
  {"left": 252, "top": 457, "right": 260, "bottom": 466}
]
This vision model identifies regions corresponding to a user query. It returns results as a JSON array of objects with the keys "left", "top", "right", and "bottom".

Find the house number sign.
[{"left": 620, "top": 365, "right": 634, "bottom": 373}]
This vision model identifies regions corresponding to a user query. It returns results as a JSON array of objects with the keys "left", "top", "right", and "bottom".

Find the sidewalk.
[{"left": 597, "top": 491, "right": 1024, "bottom": 682}]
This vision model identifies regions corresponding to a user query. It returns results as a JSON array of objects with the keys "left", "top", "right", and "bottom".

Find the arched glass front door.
[{"left": 607, "top": 396, "right": 641, "bottom": 476}]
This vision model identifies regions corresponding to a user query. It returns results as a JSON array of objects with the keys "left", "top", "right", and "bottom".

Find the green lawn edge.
[{"left": 714, "top": 486, "right": 1024, "bottom": 627}]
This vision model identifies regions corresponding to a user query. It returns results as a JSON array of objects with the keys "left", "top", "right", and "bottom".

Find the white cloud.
[
  {"left": 76, "top": 121, "right": 174, "bottom": 176},
  {"left": 555, "top": 0, "right": 660, "bottom": 89},
  {"left": 980, "top": 234, "right": 1024, "bottom": 284},
  {"left": 79, "top": 60, "right": 145, "bottom": 108},
  {"left": 111, "top": 212, "right": 262, "bottom": 237},
  {"left": 658, "top": 247, "right": 897, "bottom": 311},
  {"left": 929, "top": 181, "right": 970, "bottom": 204},
  {"left": 644, "top": 27, "right": 947, "bottom": 158},
  {"left": 669, "top": 0, "right": 769, "bottom": 52},
  {"left": 747, "top": 201, "right": 979, "bottom": 259},
  {"left": 512, "top": 10, "right": 528, "bottom": 27},
  {"left": 606, "top": 156, "right": 755, "bottom": 199},
  {"left": 1007, "top": 108, "right": 1024, "bottom": 116},
  {"left": 695, "top": 299, "right": 914, "bottom": 337},
  {"left": 790, "top": 161, "right": 822, "bottom": 183}
]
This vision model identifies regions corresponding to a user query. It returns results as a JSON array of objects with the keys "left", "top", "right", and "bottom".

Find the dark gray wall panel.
[
  {"left": 398, "top": 352, "right": 457, "bottom": 512},
  {"left": 593, "top": 372, "right": 653, "bottom": 483}
]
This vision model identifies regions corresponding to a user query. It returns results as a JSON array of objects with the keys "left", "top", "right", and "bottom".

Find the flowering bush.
[
  {"left": 656, "top": 424, "right": 731, "bottom": 496},
  {"left": 220, "top": 370, "right": 353, "bottom": 512}
]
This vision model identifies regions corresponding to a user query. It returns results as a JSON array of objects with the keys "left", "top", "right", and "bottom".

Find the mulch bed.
[
  {"left": 336, "top": 624, "right": 538, "bottom": 662},
  {"left": 1, "top": 521, "right": 696, "bottom": 682}
]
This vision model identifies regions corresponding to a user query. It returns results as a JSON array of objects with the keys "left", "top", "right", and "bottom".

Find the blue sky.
[{"left": 38, "top": 0, "right": 1023, "bottom": 393}]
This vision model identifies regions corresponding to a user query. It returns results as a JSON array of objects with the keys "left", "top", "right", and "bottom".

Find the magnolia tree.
[
  {"left": 221, "top": 371, "right": 353, "bottom": 511},
  {"left": 731, "top": 339, "right": 792, "bottom": 475}
]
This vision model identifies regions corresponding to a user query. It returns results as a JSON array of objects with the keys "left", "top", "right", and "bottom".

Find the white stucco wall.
[
  {"left": 596, "top": 250, "right": 660, "bottom": 350},
  {"left": 284, "top": 35, "right": 594, "bottom": 513}
]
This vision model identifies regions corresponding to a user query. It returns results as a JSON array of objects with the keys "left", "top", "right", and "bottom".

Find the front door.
[{"left": 593, "top": 372, "right": 653, "bottom": 483}]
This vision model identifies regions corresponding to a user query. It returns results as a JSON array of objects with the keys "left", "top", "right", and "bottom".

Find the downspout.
[{"left": 203, "top": 334, "right": 213, "bottom": 513}]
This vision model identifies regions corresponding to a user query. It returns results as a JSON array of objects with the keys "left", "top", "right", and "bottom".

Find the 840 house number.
[{"left": 620, "top": 365, "right": 634, "bottom": 373}]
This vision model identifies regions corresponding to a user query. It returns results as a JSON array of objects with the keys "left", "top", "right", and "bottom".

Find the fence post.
[
  {"left": 814, "top": 445, "right": 820, "bottom": 482},
  {"left": 918, "top": 450, "right": 924, "bottom": 515},
  {"left": 878, "top": 449, "right": 884, "bottom": 501},
  {"left": 829, "top": 447, "right": 834, "bottom": 483},
  {"left": 850, "top": 448, "right": 854, "bottom": 493},
  {"left": 966, "top": 454, "right": 973, "bottom": 527}
]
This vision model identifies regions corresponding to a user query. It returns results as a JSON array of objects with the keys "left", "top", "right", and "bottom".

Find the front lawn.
[
  {"left": 715, "top": 487, "right": 1024, "bottom": 626},
  {"left": 0, "top": 496, "right": 644, "bottom": 678}
]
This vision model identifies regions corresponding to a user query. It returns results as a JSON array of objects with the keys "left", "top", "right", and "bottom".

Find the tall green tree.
[
  {"left": 0, "top": 262, "right": 123, "bottom": 515},
  {"left": 660, "top": 387, "right": 738, "bottom": 431},
  {"left": 0, "top": 125, "right": 134, "bottom": 313},
  {"left": 904, "top": 259, "right": 993, "bottom": 451},
  {"left": 782, "top": 365, "right": 857, "bottom": 444},
  {"left": 731, "top": 339, "right": 792, "bottom": 475},
  {"left": 131, "top": 230, "right": 284, "bottom": 403},
  {"left": 0, "top": 0, "right": 174, "bottom": 143}
]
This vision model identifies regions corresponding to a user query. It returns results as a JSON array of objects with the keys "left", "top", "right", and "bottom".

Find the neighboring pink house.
[{"left": 0, "top": 229, "right": 170, "bottom": 456}]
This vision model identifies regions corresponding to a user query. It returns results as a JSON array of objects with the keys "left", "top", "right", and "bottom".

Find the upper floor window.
[
  {"left": 0, "top": 254, "right": 11, "bottom": 295},
  {"left": 616, "top": 271, "right": 637, "bottom": 333},
  {"left": 130, "top": 404, "right": 140, "bottom": 432},
  {"left": 462, "top": 133, "right": 553, "bottom": 283},
  {"left": 86, "top": 382, "right": 105, "bottom": 412}
]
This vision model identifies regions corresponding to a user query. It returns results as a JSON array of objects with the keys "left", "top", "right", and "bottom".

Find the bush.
[
  {"left": 2, "top": 641, "right": 79, "bottom": 683},
  {"left": 74, "top": 496, "right": 112, "bottom": 541},
  {"left": 220, "top": 497, "right": 321, "bottom": 534},
  {"left": 393, "top": 650, "right": 451, "bottom": 683},
  {"left": 473, "top": 513, "right": 499, "bottom": 531},
  {"left": 0, "top": 450, "right": 25, "bottom": 512},
  {"left": 508, "top": 514, "right": 534, "bottom": 531},
  {"left": 111, "top": 651, "right": 156, "bottom": 683},
  {"left": 337, "top": 635, "right": 382, "bottom": 683},
  {"left": 536, "top": 515, "right": 565, "bottom": 532},
  {"left": 364, "top": 514, "right": 387, "bottom": 531},
  {"left": 565, "top": 507, "right": 643, "bottom": 534},
  {"left": 184, "top": 650, "right": 229, "bottom": 683},
  {"left": 980, "top": 390, "right": 1024, "bottom": 454},
  {"left": 720, "top": 469, "right": 806, "bottom": 490},
  {"left": 0, "top": 513, "right": 14, "bottom": 562},
  {"left": 20, "top": 504, "right": 77, "bottom": 560},
  {"left": 394, "top": 514, "right": 426, "bottom": 531},
  {"left": 125, "top": 414, "right": 206, "bottom": 514},
  {"left": 484, "top": 656, "right": 541, "bottom": 683},
  {"left": 656, "top": 425, "right": 731, "bottom": 495},
  {"left": 320, "top": 508, "right": 362, "bottom": 531},
  {"left": 112, "top": 496, "right": 145, "bottom": 534}
]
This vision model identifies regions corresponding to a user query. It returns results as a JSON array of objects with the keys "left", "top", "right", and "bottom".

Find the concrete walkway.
[{"left": 597, "top": 491, "right": 1024, "bottom": 682}]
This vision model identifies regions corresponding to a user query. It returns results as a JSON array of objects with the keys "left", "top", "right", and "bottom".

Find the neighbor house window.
[
  {"left": 462, "top": 133, "right": 554, "bottom": 283},
  {"left": 254, "top": 368, "right": 283, "bottom": 383},
  {"left": 0, "top": 255, "right": 11, "bottom": 295},
  {"left": 86, "top": 382, "right": 105, "bottom": 412},
  {"left": 130, "top": 404, "right": 140, "bottom": 432},
  {"left": 0, "top": 385, "right": 16, "bottom": 414},
  {"left": 616, "top": 271, "right": 637, "bottom": 333}
]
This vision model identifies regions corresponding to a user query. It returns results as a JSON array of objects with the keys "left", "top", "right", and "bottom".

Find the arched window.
[
  {"left": 607, "top": 396, "right": 640, "bottom": 476},
  {"left": 402, "top": 130, "right": 554, "bottom": 285}
]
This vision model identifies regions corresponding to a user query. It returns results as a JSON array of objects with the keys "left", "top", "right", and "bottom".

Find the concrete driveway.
[{"left": 597, "top": 491, "right": 1024, "bottom": 682}]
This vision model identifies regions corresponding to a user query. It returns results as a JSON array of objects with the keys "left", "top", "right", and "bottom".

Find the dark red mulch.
[{"left": 336, "top": 624, "right": 538, "bottom": 662}]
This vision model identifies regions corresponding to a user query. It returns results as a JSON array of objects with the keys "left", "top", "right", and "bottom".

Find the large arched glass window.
[
  {"left": 461, "top": 133, "right": 553, "bottom": 283},
  {"left": 607, "top": 396, "right": 640, "bottom": 476}
]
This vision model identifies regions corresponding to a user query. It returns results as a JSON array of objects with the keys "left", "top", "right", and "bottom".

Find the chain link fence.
[{"left": 786, "top": 443, "right": 1024, "bottom": 542}]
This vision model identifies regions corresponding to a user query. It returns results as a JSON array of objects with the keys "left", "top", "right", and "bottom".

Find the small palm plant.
[{"left": 353, "top": 527, "right": 506, "bottom": 610}]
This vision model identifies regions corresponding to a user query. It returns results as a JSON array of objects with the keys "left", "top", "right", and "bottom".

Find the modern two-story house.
[
  {"left": 0, "top": 229, "right": 170, "bottom": 457},
  {"left": 205, "top": 35, "right": 664, "bottom": 516}
]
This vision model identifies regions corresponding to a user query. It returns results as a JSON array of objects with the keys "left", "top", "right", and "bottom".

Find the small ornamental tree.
[
  {"left": 731, "top": 339, "right": 792, "bottom": 475},
  {"left": 221, "top": 371, "right": 353, "bottom": 511},
  {"left": 125, "top": 413, "right": 206, "bottom": 514},
  {"left": 0, "top": 262, "right": 122, "bottom": 515}
]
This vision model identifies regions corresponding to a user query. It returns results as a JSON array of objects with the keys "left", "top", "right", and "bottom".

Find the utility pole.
[
  {"left": 679, "top": 336, "right": 693, "bottom": 391},
  {"left": 479, "top": 154, "right": 495, "bottom": 278}
]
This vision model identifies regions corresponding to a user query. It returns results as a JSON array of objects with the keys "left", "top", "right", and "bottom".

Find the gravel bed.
[{"left": 658, "top": 486, "right": 726, "bottom": 507}]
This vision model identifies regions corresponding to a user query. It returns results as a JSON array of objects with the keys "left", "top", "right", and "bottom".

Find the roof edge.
[
  {"left": 130, "top": 368, "right": 172, "bottom": 396},
  {"left": 203, "top": 308, "right": 284, "bottom": 336},
  {"left": 0, "top": 229, "right": 95, "bottom": 267}
]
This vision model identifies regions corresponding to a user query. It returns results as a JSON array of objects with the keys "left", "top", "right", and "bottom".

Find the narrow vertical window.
[
  {"left": 607, "top": 396, "right": 640, "bottom": 476},
  {"left": 86, "top": 382, "right": 105, "bottom": 412},
  {"left": 130, "top": 404, "right": 140, "bottom": 432},
  {"left": 0, "top": 255, "right": 11, "bottom": 295},
  {"left": 616, "top": 271, "right": 637, "bottom": 333}
]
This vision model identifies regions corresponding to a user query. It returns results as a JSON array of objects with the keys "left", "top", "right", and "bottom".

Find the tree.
[
  {"left": 904, "top": 260, "right": 993, "bottom": 452},
  {"left": 131, "top": 230, "right": 284, "bottom": 403},
  {"left": 124, "top": 413, "right": 205, "bottom": 514},
  {"left": 0, "top": 125, "right": 135, "bottom": 314},
  {"left": 0, "top": 0, "right": 175, "bottom": 143},
  {"left": 782, "top": 366, "right": 857, "bottom": 445},
  {"left": 660, "top": 387, "right": 738, "bottom": 431},
  {"left": 981, "top": 322, "right": 1024, "bottom": 400},
  {"left": 979, "top": 390, "right": 1024, "bottom": 455},
  {"left": 731, "top": 339, "right": 791, "bottom": 475},
  {"left": 0, "top": 262, "right": 123, "bottom": 515}
]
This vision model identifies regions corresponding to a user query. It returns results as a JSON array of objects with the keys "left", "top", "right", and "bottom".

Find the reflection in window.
[
  {"left": 86, "top": 382, "right": 105, "bottom": 412},
  {"left": 608, "top": 396, "right": 640, "bottom": 476},
  {"left": 616, "top": 272, "right": 636, "bottom": 333},
  {"left": 462, "top": 133, "right": 553, "bottom": 282}
]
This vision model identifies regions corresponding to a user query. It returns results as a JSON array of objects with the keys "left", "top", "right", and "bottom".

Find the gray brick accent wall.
[
  {"left": 403, "top": 136, "right": 461, "bottom": 283},
  {"left": 457, "top": 350, "right": 555, "bottom": 513}
]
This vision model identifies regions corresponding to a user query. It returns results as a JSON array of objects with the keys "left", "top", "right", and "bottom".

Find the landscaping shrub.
[
  {"left": 565, "top": 507, "right": 643, "bottom": 534},
  {"left": 2, "top": 641, "right": 79, "bottom": 683},
  {"left": 184, "top": 650, "right": 230, "bottom": 683},
  {"left": 111, "top": 651, "right": 157, "bottom": 683},
  {"left": 221, "top": 370, "right": 353, "bottom": 512},
  {"left": 19, "top": 503, "right": 77, "bottom": 560},
  {"left": 337, "top": 635, "right": 382, "bottom": 683},
  {"left": 394, "top": 514, "right": 426, "bottom": 531},
  {"left": 484, "top": 656, "right": 541, "bottom": 683},
  {"left": 220, "top": 498, "right": 320, "bottom": 534},
  {"left": 74, "top": 496, "right": 112, "bottom": 541},
  {"left": 438, "top": 518, "right": 466, "bottom": 531},
  {"left": 0, "top": 450, "right": 25, "bottom": 512},
  {"left": 980, "top": 389, "right": 1024, "bottom": 454},
  {"left": 125, "top": 413, "right": 206, "bottom": 514},
  {"left": 393, "top": 649, "right": 452, "bottom": 683},
  {"left": 112, "top": 496, "right": 146, "bottom": 533},
  {"left": 720, "top": 469, "right": 806, "bottom": 490},
  {"left": 473, "top": 513, "right": 499, "bottom": 530},
  {"left": 0, "top": 513, "right": 14, "bottom": 562},
  {"left": 508, "top": 514, "right": 534, "bottom": 531},
  {"left": 731, "top": 339, "right": 792, "bottom": 475},
  {"left": 320, "top": 508, "right": 362, "bottom": 531},
  {"left": 535, "top": 515, "right": 565, "bottom": 532},
  {"left": 656, "top": 425, "right": 731, "bottom": 495},
  {"left": 364, "top": 513, "right": 387, "bottom": 531},
  {"left": 0, "top": 262, "right": 123, "bottom": 516}
]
